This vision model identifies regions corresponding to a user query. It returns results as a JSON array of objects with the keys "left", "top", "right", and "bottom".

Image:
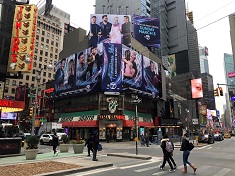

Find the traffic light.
[
  {"left": 214, "top": 88, "right": 219, "bottom": 97},
  {"left": 219, "top": 87, "right": 223, "bottom": 96},
  {"left": 29, "top": 107, "right": 34, "bottom": 117}
]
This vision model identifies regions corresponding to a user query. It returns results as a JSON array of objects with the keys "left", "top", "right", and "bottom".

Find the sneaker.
[
  {"left": 55, "top": 152, "right": 59, "bottom": 156},
  {"left": 159, "top": 165, "right": 163, "bottom": 170},
  {"left": 173, "top": 165, "right": 177, "bottom": 170},
  {"left": 169, "top": 169, "right": 175, "bottom": 172}
]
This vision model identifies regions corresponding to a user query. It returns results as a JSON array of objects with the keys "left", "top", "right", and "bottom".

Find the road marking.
[
  {"left": 207, "top": 147, "right": 212, "bottom": 149},
  {"left": 119, "top": 159, "right": 161, "bottom": 169},
  {"left": 135, "top": 166, "right": 158, "bottom": 172},
  {"left": 152, "top": 165, "right": 184, "bottom": 175},
  {"left": 212, "top": 168, "right": 231, "bottom": 176},
  {"left": 197, "top": 145, "right": 210, "bottom": 150},
  {"left": 198, "top": 165, "right": 211, "bottom": 172}
]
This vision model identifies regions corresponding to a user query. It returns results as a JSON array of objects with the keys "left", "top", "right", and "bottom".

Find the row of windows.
[
  {"left": 35, "top": 35, "right": 59, "bottom": 47},
  {"left": 35, "top": 42, "right": 58, "bottom": 53},
  {"left": 36, "top": 29, "right": 60, "bottom": 41},
  {"left": 34, "top": 49, "right": 58, "bottom": 59},
  {"left": 37, "top": 20, "right": 62, "bottom": 36}
]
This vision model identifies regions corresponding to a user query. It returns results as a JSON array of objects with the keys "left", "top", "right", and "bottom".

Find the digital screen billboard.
[
  {"left": 102, "top": 43, "right": 122, "bottom": 92},
  {"left": 142, "top": 56, "right": 160, "bottom": 98},
  {"left": 133, "top": 15, "right": 160, "bottom": 48},
  {"left": 191, "top": 78, "right": 203, "bottom": 98},
  {"left": 54, "top": 54, "right": 75, "bottom": 94},
  {"left": 1, "top": 112, "right": 17, "bottom": 120},
  {"left": 90, "top": 14, "right": 131, "bottom": 47},
  {"left": 122, "top": 45, "right": 142, "bottom": 90}
]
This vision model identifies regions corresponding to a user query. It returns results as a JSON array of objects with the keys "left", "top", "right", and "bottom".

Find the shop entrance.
[{"left": 106, "top": 126, "right": 117, "bottom": 142}]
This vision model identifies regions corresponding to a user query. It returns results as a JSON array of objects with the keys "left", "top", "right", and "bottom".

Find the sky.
[{"left": 28, "top": 0, "right": 235, "bottom": 114}]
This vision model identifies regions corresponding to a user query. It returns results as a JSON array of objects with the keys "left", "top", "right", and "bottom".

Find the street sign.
[
  {"left": 130, "top": 98, "right": 142, "bottom": 104},
  {"left": 192, "top": 119, "right": 198, "bottom": 124}
]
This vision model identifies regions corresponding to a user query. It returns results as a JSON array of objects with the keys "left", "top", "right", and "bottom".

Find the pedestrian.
[
  {"left": 180, "top": 132, "right": 197, "bottom": 173},
  {"left": 92, "top": 132, "right": 100, "bottom": 161},
  {"left": 52, "top": 132, "right": 59, "bottom": 156},
  {"left": 85, "top": 133, "right": 93, "bottom": 156},
  {"left": 159, "top": 134, "right": 176, "bottom": 172}
]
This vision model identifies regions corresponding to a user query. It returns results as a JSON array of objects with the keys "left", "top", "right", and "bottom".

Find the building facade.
[{"left": 229, "top": 13, "right": 235, "bottom": 66}]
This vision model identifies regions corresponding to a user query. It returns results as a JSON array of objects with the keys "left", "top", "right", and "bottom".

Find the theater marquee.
[{"left": 7, "top": 4, "right": 38, "bottom": 73}]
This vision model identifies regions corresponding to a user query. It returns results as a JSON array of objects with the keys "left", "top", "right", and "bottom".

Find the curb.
[
  {"left": 36, "top": 163, "right": 114, "bottom": 176},
  {"left": 107, "top": 153, "right": 152, "bottom": 160}
]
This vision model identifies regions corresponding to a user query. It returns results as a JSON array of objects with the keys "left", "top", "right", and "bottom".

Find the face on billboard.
[
  {"left": 122, "top": 45, "right": 142, "bottom": 89},
  {"left": 89, "top": 14, "right": 131, "bottom": 47},
  {"left": 191, "top": 78, "right": 203, "bottom": 98}
]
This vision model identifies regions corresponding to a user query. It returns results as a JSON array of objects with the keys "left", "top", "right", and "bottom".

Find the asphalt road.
[{"left": 62, "top": 137, "right": 235, "bottom": 176}]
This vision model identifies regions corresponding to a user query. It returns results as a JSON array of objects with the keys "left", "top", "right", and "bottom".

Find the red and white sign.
[{"left": 228, "top": 72, "right": 235, "bottom": 78}]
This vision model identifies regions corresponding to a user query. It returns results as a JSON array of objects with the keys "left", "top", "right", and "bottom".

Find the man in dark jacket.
[
  {"left": 92, "top": 132, "right": 100, "bottom": 161},
  {"left": 159, "top": 134, "right": 176, "bottom": 172},
  {"left": 52, "top": 132, "right": 59, "bottom": 156},
  {"left": 85, "top": 133, "right": 93, "bottom": 156}
]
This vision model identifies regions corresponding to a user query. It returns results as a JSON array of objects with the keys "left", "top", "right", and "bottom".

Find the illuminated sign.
[
  {"left": 98, "top": 115, "right": 125, "bottom": 120},
  {"left": 228, "top": 71, "right": 235, "bottom": 78},
  {"left": 0, "top": 99, "right": 25, "bottom": 112},
  {"left": 7, "top": 4, "right": 38, "bottom": 73}
]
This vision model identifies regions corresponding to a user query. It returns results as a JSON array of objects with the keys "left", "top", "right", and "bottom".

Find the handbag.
[
  {"left": 97, "top": 143, "right": 102, "bottom": 151},
  {"left": 188, "top": 142, "right": 194, "bottom": 151}
]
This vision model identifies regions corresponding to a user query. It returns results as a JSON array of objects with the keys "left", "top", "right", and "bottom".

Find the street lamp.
[{"left": 31, "top": 61, "right": 53, "bottom": 136}]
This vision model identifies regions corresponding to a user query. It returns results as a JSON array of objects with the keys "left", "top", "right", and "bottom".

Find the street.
[{"left": 62, "top": 138, "right": 235, "bottom": 176}]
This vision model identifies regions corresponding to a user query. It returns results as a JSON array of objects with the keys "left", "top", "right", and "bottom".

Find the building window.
[
  {"left": 39, "top": 57, "right": 42, "bottom": 62},
  {"left": 5, "top": 79, "right": 9, "bottom": 85},
  {"left": 26, "top": 75, "right": 29, "bottom": 80},
  {"left": 40, "top": 50, "right": 43, "bottom": 55},
  {"left": 33, "top": 69, "right": 35, "bottom": 74},
  {"left": 19, "top": 82, "right": 22, "bottom": 85},
  {"left": 41, "top": 37, "right": 44, "bottom": 42},
  {"left": 11, "top": 88, "right": 15, "bottom": 94},
  {"left": 32, "top": 77, "right": 35, "bottom": 81},
  {"left": 45, "top": 45, "right": 48, "bottom": 50},
  {"left": 35, "top": 49, "right": 38, "bottom": 53},
  {"left": 55, "top": 55, "right": 58, "bottom": 59},
  {"left": 45, "top": 52, "right": 48, "bottom": 56},
  {"left": 42, "top": 30, "right": 45, "bottom": 35},
  {"left": 35, "top": 42, "right": 38, "bottom": 47},
  {"left": 43, "top": 79, "right": 46, "bottom": 83},
  {"left": 33, "top": 62, "right": 37, "bottom": 67},
  {"left": 37, "top": 29, "right": 40, "bottom": 34},
  {"left": 34, "top": 55, "right": 37, "bottom": 60},
  {"left": 56, "top": 42, "right": 58, "bottom": 47},
  {"left": 48, "top": 73, "right": 52, "bottom": 78},
  {"left": 46, "top": 39, "right": 49, "bottom": 43},
  {"left": 50, "top": 47, "right": 53, "bottom": 52},
  {"left": 39, "top": 64, "right": 42, "bottom": 68},
  {"left": 50, "top": 53, "right": 53, "bottom": 58},
  {"left": 55, "top": 48, "right": 58, "bottom": 53},
  {"left": 47, "top": 32, "right": 50, "bottom": 37},
  {"left": 12, "top": 80, "right": 16, "bottom": 86},
  {"left": 51, "top": 41, "right": 54, "bottom": 45},
  {"left": 43, "top": 72, "right": 46, "bottom": 76},
  {"left": 40, "top": 44, "right": 44, "bottom": 49},
  {"left": 4, "top": 87, "right": 8, "bottom": 93},
  {"left": 36, "top": 35, "right": 39, "bottom": 40},
  {"left": 52, "top": 34, "right": 54, "bottom": 39},
  {"left": 56, "top": 36, "right": 59, "bottom": 41}
]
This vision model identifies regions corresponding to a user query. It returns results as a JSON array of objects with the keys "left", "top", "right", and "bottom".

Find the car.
[
  {"left": 56, "top": 133, "right": 68, "bottom": 141},
  {"left": 40, "top": 134, "right": 54, "bottom": 145},
  {"left": 213, "top": 133, "right": 224, "bottom": 141},
  {"left": 224, "top": 133, "right": 231, "bottom": 138},
  {"left": 199, "top": 133, "right": 215, "bottom": 144},
  {"left": 230, "top": 132, "right": 235, "bottom": 137}
]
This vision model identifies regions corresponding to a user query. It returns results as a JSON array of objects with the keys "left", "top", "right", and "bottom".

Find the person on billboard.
[
  {"left": 76, "top": 52, "right": 87, "bottom": 83},
  {"left": 90, "top": 16, "right": 100, "bottom": 47},
  {"left": 122, "top": 50, "right": 137, "bottom": 79},
  {"left": 15, "top": 86, "right": 25, "bottom": 101},
  {"left": 109, "top": 17, "right": 122, "bottom": 44},
  {"left": 121, "top": 16, "right": 131, "bottom": 47},
  {"left": 55, "top": 58, "right": 66, "bottom": 89},
  {"left": 86, "top": 51, "right": 96, "bottom": 78},
  {"left": 98, "top": 15, "right": 112, "bottom": 43},
  {"left": 145, "top": 60, "right": 159, "bottom": 88},
  {"left": 91, "top": 46, "right": 102, "bottom": 72},
  {"left": 67, "top": 59, "right": 75, "bottom": 87},
  {"left": 191, "top": 79, "right": 203, "bottom": 98}
]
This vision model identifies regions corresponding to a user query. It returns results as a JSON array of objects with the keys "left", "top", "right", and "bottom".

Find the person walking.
[
  {"left": 52, "top": 132, "right": 59, "bottom": 156},
  {"left": 180, "top": 132, "right": 197, "bottom": 173},
  {"left": 85, "top": 133, "right": 93, "bottom": 156},
  {"left": 92, "top": 132, "right": 100, "bottom": 161},
  {"left": 159, "top": 134, "right": 176, "bottom": 172}
]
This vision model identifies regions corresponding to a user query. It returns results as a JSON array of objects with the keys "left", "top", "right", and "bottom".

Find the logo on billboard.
[{"left": 107, "top": 97, "right": 118, "bottom": 114}]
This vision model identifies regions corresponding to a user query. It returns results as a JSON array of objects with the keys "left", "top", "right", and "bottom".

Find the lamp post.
[{"left": 30, "top": 62, "right": 53, "bottom": 136}]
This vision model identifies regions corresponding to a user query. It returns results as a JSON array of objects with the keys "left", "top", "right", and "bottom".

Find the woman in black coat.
[{"left": 92, "top": 133, "right": 99, "bottom": 161}]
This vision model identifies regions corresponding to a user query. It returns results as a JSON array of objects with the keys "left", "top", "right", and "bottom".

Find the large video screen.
[
  {"left": 122, "top": 45, "right": 142, "bottom": 91},
  {"left": 1, "top": 112, "right": 17, "bottom": 120},
  {"left": 133, "top": 15, "right": 160, "bottom": 48},
  {"left": 89, "top": 14, "right": 131, "bottom": 47},
  {"left": 191, "top": 78, "right": 203, "bottom": 98},
  {"left": 142, "top": 56, "right": 160, "bottom": 98}
]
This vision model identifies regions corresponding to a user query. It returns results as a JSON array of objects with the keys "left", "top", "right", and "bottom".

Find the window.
[
  {"left": 33, "top": 62, "right": 37, "bottom": 67},
  {"left": 12, "top": 80, "right": 16, "bottom": 86},
  {"left": 5, "top": 79, "right": 9, "bottom": 85},
  {"left": 45, "top": 45, "right": 48, "bottom": 50},
  {"left": 51, "top": 41, "right": 54, "bottom": 45},
  {"left": 26, "top": 75, "right": 29, "bottom": 80},
  {"left": 50, "top": 53, "right": 53, "bottom": 58},
  {"left": 32, "top": 77, "right": 35, "bottom": 81},
  {"left": 37, "top": 29, "right": 40, "bottom": 34},
  {"left": 48, "top": 73, "right": 52, "bottom": 78},
  {"left": 56, "top": 42, "right": 58, "bottom": 47},
  {"left": 4, "top": 87, "right": 8, "bottom": 93},
  {"left": 36, "top": 35, "right": 39, "bottom": 40},
  {"left": 34, "top": 55, "right": 37, "bottom": 60},
  {"left": 43, "top": 72, "right": 46, "bottom": 76},
  {"left": 55, "top": 48, "right": 58, "bottom": 53},
  {"left": 33, "top": 69, "right": 35, "bottom": 74},
  {"left": 35, "top": 49, "right": 38, "bottom": 53},
  {"left": 47, "top": 32, "right": 50, "bottom": 37},
  {"left": 42, "top": 30, "right": 45, "bottom": 35},
  {"left": 46, "top": 39, "right": 49, "bottom": 43},
  {"left": 44, "top": 65, "right": 47, "bottom": 69},
  {"left": 43, "top": 79, "right": 46, "bottom": 83},
  {"left": 35, "top": 42, "right": 38, "bottom": 47},
  {"left": 40, "top": 44, "right": 44, "bottom": 49},
  {"left": 45, "top": 52, "right": 48, "bottom": 56},
  {"left": 52, "top": 34, "right": 54, "bottom": 39},
  {"left": 55, "top": 55, "right": 58, "bottom": 59},
  {"left": 40, "top": 50, "right": 43, "bottom": 55},
  {"left": 41, "top": 37, "right": 44, "bottom": 42},
  {"left": 50, "top": 47, "right": 53, "bottom": 52},
  {"left": 39, "top": 57, "right": 42, "bottom": 62},
  {"left": 39, "top": 64, "right": 42, "bottom": 68},
  {"left": 11, "top": 88, "right": 15, "bottom": 94},
  {"left": 19, "top": 82, "right": 22, "bottom": 85},
  {"left": 56, "top": 36, "right": 59, "bottom": 41}
]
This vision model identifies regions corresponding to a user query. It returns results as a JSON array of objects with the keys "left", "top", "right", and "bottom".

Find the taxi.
[{"left": 224, "top": 133, "right": 231, "bottom": 138}]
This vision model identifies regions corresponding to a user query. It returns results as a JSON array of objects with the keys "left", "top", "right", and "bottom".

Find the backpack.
[{"left": 165, "top": 140, "right": 173, "bottom": 153}]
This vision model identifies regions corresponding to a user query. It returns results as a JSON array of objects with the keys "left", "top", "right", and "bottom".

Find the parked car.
[
  {"left": 214, "top": 133, "right": 224, "bottom": 141},
  {"left": 56, "top": 133, "right": 68, "bottom": 141},
  {"left": 199, "top": 133, "right": 214, "bottom": 144},
  {"left": 39, "top": 134, "right": 54, "bottom": 145},
  {"left": 224, "top": 133, "right": 231, "bottom": 138}
]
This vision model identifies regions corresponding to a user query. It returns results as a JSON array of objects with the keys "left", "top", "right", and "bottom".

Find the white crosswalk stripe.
[
  {"left": 212, "top": 168, "right": 231, "bottom": 176},
  {"left": 198, "top": 165, "right": 212, "bottom": 172}
]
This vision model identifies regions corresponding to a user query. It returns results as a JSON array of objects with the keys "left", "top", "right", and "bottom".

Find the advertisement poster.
[
  {"left": 15, "top": 85, "right": 26, "bottom": 102},
  {"left": 75, "top": 46, "right": 102, "bottom": 94},
  {"left": 54, "top": 54, "right": 75, "bottom": 94},
  {"left": 90, "top": 14, "right": 131, "bottom": 47},
  {"left": 122, "top": 45, "right": 142, "bottom": 90},
  {"left": 133, "top": 15, "right": 160, "bottom": 48},
  {"left": 191, "top": 78, "right": 203, "bottom": 98},
  {"left": 102, "top": 43, "right": 122, "bottom": 92},
  {"left": 142, "top": 56, "right": 160, "bottom": 98}
]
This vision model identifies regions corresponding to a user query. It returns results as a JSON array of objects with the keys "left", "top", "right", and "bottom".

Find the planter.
[
  {"left": 59, "top": 144, "right": 70, "bottom": 153},
  {"left": 73, "top": 144, "right": 85, "bottom": 154},
  {"left": 25, "top": 148, "right": 39, "bottom": 160}
]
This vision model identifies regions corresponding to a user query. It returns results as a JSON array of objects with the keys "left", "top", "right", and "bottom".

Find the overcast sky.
[{"left": 29, "top": 0, "right": 235, "bottom": 114}]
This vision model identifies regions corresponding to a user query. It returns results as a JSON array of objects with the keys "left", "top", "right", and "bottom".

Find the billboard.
[
  {"left": 191, "top": 78, "right": 203, "bottom": 98},
  {"left": 1, "top": 112, "right": 18, "bottom": 120},
  {"left": 15, "top": 85, "right": 26, "bottom": 102},
  {"left": 142, "top": 56, "right": 160, "bottom": 98},
  {"left": 102, "top": 43, "right": 122, "bottom": 92},
  {"left": 122, "top": 45, "right": 142, "bottom": 90},
  {"left": 8, "top": 4, "right": 38, "bottom": 73},
  {"left": 168, "top": 54, "right": 176, "bottom": 77},
  {"left": 89, "top": 14, "right": 131, "bottom": 47},
  {"left": 54, "top": 54, "right": 75, "bottom": 94},
  {"left": 133, "top": 15, "right": 160, "bottom": 48}
]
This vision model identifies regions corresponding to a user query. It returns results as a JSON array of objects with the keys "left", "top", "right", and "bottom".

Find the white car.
[
  {"left": 56, "top": 133, "right": 68, "bottom": 141},
  {"left": 40, "top": 134, "right": 54, "bottom": 145}
]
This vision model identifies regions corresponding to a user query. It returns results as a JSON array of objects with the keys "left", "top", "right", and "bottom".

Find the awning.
[
  {"left": 61, "top": 121, "right": 99, "bottom": 127},
  {"left": 123, "top": 120, "right": 154, "bottom": 127}
]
